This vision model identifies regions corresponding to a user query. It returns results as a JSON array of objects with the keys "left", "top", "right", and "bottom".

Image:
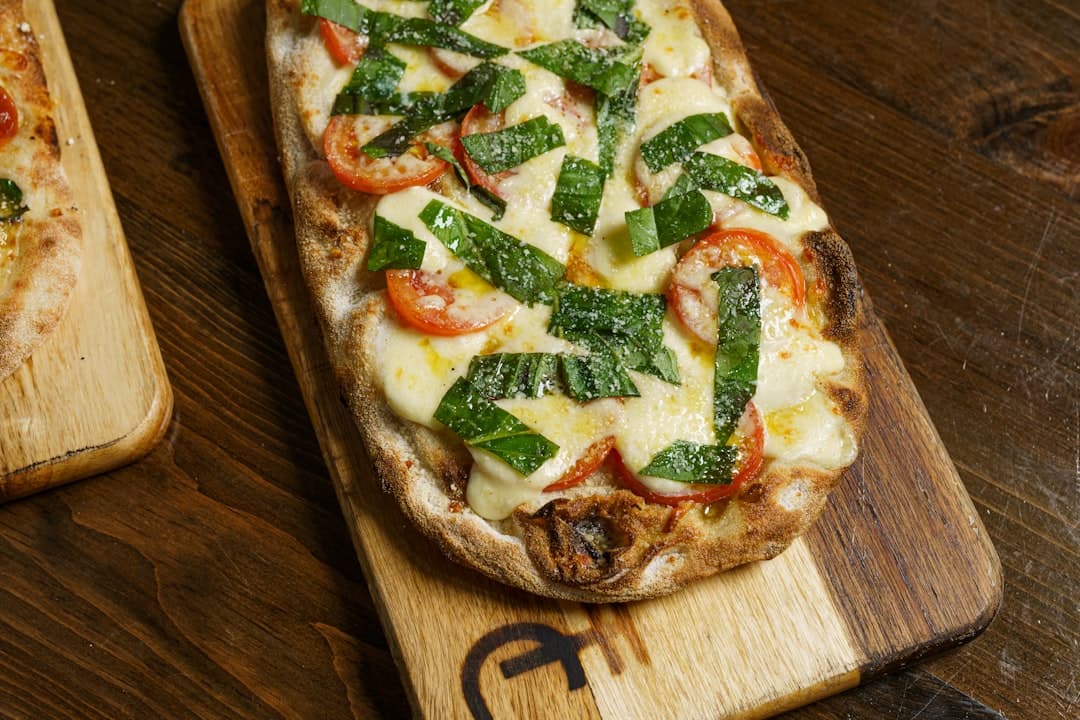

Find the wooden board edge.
[
  {"left": 737, "top": 669, "right": 861, "bottom": 720},
  {"left": 0, "top": 381, "right": 173, "bottom": 502},
  {"left": 809, "top": 313, "right": 1003, "bottom": 679},
  {"left": 868, "top": 316, "right": 1005, "bottom": 662}
]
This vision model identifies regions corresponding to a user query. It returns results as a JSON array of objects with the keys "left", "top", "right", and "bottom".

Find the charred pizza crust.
[
  {"left": 0, "top": 0, "right": 81, "bottom": 381},
  {"left": 267, "top": 0, "right": 867, "bottom": 601}
]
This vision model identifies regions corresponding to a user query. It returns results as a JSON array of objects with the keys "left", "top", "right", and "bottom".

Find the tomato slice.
[
  {"left": 640, "top": 63, "right": 662, "bottom": 86},
  {"left": 640, "top": 62, "right": 713, "bottom": 87},
  {"left": 669, "top": 228, "right": 806, "bottom": 344},
  {"left": 545, "top": 85, "right": 593, "bottom": 131},
  {"left": 428, "top": 47, "right": 472, "bottom": 80},
  {"left": 459, "top": 104, "right": 513, "bottom": 198},
  {"left": 386, "top": 268, "right": 515, "bottom": 336},
  {"left": 319, "top": 18, "right": 368, "bottom": 66},
  {"left": 613, "top": 403, "right": 764, "bottom": 506},
  {"left": 324, "top": 115, "right": 453, "bottom": 195},
  {"left": 726, "top": 133, "right": 763, "bottom": 171},
  {"left": 544, "top": 436, "right": 616, "bottom": 492},
  {"left": 0, "top": 85, "right": 17, "bottom": 148}
]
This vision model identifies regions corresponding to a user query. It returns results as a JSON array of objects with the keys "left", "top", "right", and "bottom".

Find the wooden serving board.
[
  {"left": 0, "top": 1, "right": 172, "bottom": 501},
  {"left": 180, "top": 1, "right": 1002, "bottom": 717}
]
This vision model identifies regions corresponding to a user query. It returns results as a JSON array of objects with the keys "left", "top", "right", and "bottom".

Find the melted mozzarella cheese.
[
  {"left": 756, "top": 328, "right": 845, "bottom": 415},
  {"left": 462, "top": 0, "right": 576, "bottom": 47},
  {"left": 377, "top": 324, "right": 488, "bottom": 425},
  {"left": 724, "top": 177, "right": 830, "bottom": 253},
  {"left": 586, "top": 172, "right": 677, "bottom": 293},
  {"left": 636, "top": 0, "right": 712, "bottom": 78},
  {"left": 615, "top": 320, "right": 715, "bottom": 474},
  {"left": 637, "top": 77, "right": 732, "bottom": 132},
  {"left": 764, "top": 389, "right": 857, "bottom": 469},
  {"left": 468, "top": 395, "right": 619, "bottom": 519}
]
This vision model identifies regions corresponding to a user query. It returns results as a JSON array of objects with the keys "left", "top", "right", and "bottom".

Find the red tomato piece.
[
  {"left": 613, "top": 403, "right": 764, "bottom": 506},
  {"left": 324, "top": 115, "right": 454, "bottom": 195},
  {"left": 385, "top": 268, "right": 515, "bottom": 336},
  {"left": 318, "top": 18, "right": 368, "bottom": 66},
  {"left": 428, "top": 47, "right": 472, "bottom": 81},
  {"left": 640, "top": 62, "right": 713, "bottom": 87},
  {"left": 0, "top": 85, "right": 17, "bottom": 147},
  {"left": 459, "top": 104, "right": 513, "bottom": 198},
  {"left": 544, "top": 436, "right": 616, "bottom": 492},
  {"left": 668, "top": 228, "right": 806, "bottom": 344}
]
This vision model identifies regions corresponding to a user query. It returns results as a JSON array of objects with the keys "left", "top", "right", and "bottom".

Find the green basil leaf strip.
[
  {"left": 359, "top": 63, "right": 525, "bottom": 157},
  {"left": 384, "top": 17, "right": 506, "bottom": 57},
  {"left": 570, "top": 332, "right": 679, "bottom": 384},
  {"left": 559, "top": 351, "right": 640, "bottom": 401},
  {"left": 684, "top": 152, "right": 790, "bottom": 220},
  {"left": 518, "top": 41, "right": 638, "bottom": 96},
  {"left": 336, "top": 62, "right": 523, "bottom": 118},
  {"left": 712, "top": 266, "right": 761, "bottom": 441},
  {"left": 334, "top": 45, "right": 407, "bottom": 105},
  {"left": 466, "top": 185, "right": 508, "bottom": 222},
  {"left": 0, "top": 179, "right": 28, "bottom": 222},
  {"left": 639, "top": 440, "right": 737, "bottom": 483},
  {"left": 661, "top": 171, "right": 700, "bottom": 201},
  {"left": 363, "top": 115, "right": 447, "bottom": 158},
  {"left": 367, "top": 216, "right": 426, "bottom": 271},
  {"left": 303, "top": 2, "right": 507, "bottom": 57},
  {"left": 301, "top": 0, "right": 363, "bottom": 29},
  {"left": 640, "top": 112, "right": 733, "bottom": 173},
  {"left": 460, "top": 116, "right": 566, "bottom": 175},
  {"left": 424, "top": 142, "right": 508, "bottom": 221},
  {"left": 429, "top": 0, "right": 488, "bottom": 25},
  {"left": 467, "top": 353, "right": 561, "bottom": 399},
  {"left": 549, "top": 284, "right": 679, "bottom": 383},
  {"left": 595, "top": 63, "right": 640, "bottom": 174},
  {"left": 625, "top": 189, "right": 711, "bottom": 256},
  {"left": 441, "top": 61, "right": 526, "bottom": 114},
  {"left": 434, "top": 378, "right": 559, "bottom": 476},
  {"left": 574, "top": 0, "right": 650, "bottom": 43},
  {"left": 575, "top": 0, "right": 629, "bottom": 28},
  {"left": 551, "top": 156, "right": 605, "bottom": 235},
  {"left": 419, "top": 200, "right": 565, "bottom": 305},
  {"left": 466, "top": 351, "right": 639, "bottom": 402},
  {"left": 332, "top": 90, "right": 438, "bottom": 117}
]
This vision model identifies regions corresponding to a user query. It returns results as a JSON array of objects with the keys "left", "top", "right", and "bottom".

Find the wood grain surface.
[
  {"left": 0, "top": 0, "right": 172, "bottom": 500},
  {"left": 0, "top": 1, "right": 1074, "bottom": 718}
]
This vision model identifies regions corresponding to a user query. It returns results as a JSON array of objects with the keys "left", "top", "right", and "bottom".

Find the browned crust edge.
[
  {"left": 267, "top": 0, "right": 868, "bottom": 602},
  {"left": 0, "top": 0, "right": 82, "bottom": 381}
]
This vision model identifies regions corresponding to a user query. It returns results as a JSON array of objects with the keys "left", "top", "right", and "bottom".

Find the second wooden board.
[
  {"left": 180, "top": 1, "right": 1002, "bottom": 717},
  {"left": 0, "top": 0, "right": 172, "bottom": 501}
]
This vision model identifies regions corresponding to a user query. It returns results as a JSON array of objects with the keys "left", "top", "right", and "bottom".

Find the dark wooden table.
[{"left": 2, "top": 1, "right": 1075, "bottom": 717}]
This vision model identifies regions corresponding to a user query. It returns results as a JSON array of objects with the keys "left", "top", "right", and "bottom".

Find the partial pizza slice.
[{"left": 0, "top": 0, "right": 81, "bottom": 381}]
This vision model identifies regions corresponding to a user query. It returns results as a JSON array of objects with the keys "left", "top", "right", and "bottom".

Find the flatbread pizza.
[
  {"left": 0, "top": 0, "right": 80, "bottom": 381},
  {"left": 267, "top": 0, "right": 866, "bottom": 601}
]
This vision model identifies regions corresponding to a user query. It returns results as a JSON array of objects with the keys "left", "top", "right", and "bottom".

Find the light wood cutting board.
[
  {"left": 0, "top": 1, "right": 172, "bottom": 501},
  {"left": 180, "top": 1, "right": 1003, "bottom": 717}
]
